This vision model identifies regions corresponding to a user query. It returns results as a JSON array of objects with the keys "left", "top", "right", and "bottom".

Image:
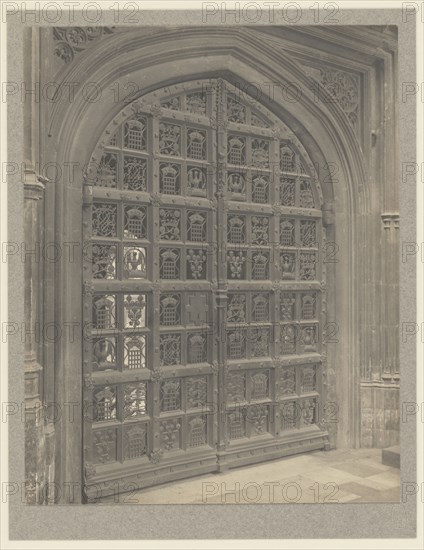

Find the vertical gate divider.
[
  {"left": 215, "top": 79, "right": 229, "bottom": 470},
  {"left": 81, "top": 182, "right": 95, "bottom": 499},
  {"left": 150, "top": 111, "right": 162, "bottom": 464},
  {"left": 272, "top": 134, "right": 281, "bottom": 438}
]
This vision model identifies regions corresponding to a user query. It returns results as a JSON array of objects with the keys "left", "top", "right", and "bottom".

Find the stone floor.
[{"left": 100, "top": 448, "right": 400, "bottom": 504}]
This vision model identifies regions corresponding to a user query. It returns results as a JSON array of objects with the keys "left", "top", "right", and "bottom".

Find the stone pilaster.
[{"left": 360, "top": 213, "right": 399, "bottom": 448}]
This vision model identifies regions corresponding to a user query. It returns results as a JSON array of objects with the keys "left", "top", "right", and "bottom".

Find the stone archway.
[{"left": 36, "top": 27, "right": 380, "bottom": 501}]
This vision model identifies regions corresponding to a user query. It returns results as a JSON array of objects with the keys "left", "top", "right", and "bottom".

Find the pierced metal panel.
[
  {"left": 187, "top": 167, "right": 207, "bottom": 195},
  {"left": 186, "top": 92, "right": 207, "bottom": 115},
  {"left": 251, "top": 216, "right": 270, "bottom": 245},
  {"left": 280, "top": 145, "right": 296, "bottom": 172},
  {"left": 160, "top": 163, "right": 181, "bottom": 195},
  {"left": 228, "top": 172, "right": 246, "bottom": 199},
  {"left": 280, "top": 219, "right": 295, "bottom": 246},
  {"left": 252, "top": 174, "right": 269, "bottom": 203},
  {"left": 187, "top": 211, "right": 207, "bottom": 242},
  {"left": 227, "top": 135, "right": 246, "bottom": 165},
  {"left": 124, "top": 425, "right": 147, "bottom": 460},
  {"left": 160, "top": 379, "right": 181, "bottom": 412},
  {"left": 280, "top": 293, "right": 296, "bottom": 321},
  {"left": 124, "top": 335, "right": 147, "bottom": 369},
  {"left": 188, "top": 416, "right": 207, "bottom": 447},
  {"left": 159, "top": 123, "right": 181, "bottom": 156},
  {"left": 227, "top": 329, "right": 246, "bottom": 359},
  {"left": 227, "top": 94, "right": 246, "bottom": 123},
  {"left": 187, "top": 128, "right": 207, "bottom": 160},
  {"left": 251, "top": 371, "right": 269, "bottom": 400},
  {"left": 160, "top": 248, "right": 180, "bottom": 279},
  {"left": 186, "top": 249, "right": 207, "bottom": 280},
  {"left": 91, "top": 244, "right": 116, "bottom": 279},
  {"left": 159, "top": 208, "right": 181, "bottom": 240},
  {"left": 187, "top": 333, "right": 207, "bottom": 363},
  {"left": 93, "top": 338, "right": 117, "bottom": 371},
  {"left": 251, "top": 251, "right": 269, "bottom": 280},
  {"left": 124, "top": 205, "right": 147, "bottom": 239},
  {"left": 123, "top": 294, "right": 146, "bottom": 328},
  {"left": 300, "top": 220, "right": 317, "bottom": 247},
  {"left": 186, "top": 376, "right": 208, "bottom": 408},
  {"left": 160, "top": 294, "right": 181, "bottom": 326},
  {"left": 301, "top": 366, "right": 317, "bottom": 393},
  {"left": 227, "top": 293, "right": 246, "bottom": 323},
  {"left": 93, "top": 429, "right": 117, "bottom": 464},
  {"left": 280, "top": 367, "right": 297, "bottom": 397},
  {"left": 123, "top": 246, "right": 147, "bottom": 279},
  {"left": 300, "top": 399, "right": 317, "bottom": 427},
  {"left": 160, "top": 418, "right": 181, "bottom": 451},
  {"left": 280, "top": 177, "right": 295, "bottom": 206},
  {"left": 251, "top": 138, "right": 269, "bottom": 168},
  {"left": 227, "top": 251, "right": 246, "bottom": 279},
  {"left": 123, "top": 156, "right": 147, "bottom": 191},
  {"left": 252, "top": 293, "right": 269, "bottom": 322},
  {"left": 95, "top": 153, "right": 118, "bottom": 188},
  {"left": 228, "top": 411, "right": 246, "bottom": 440},
  {"left": 227, "top": 372, "right": 246, "bottom": 403},
  {"left": 93, "top": 386, "right": 117, "bottom": 421},
  {"left": 93, "top": 295, "right": 116, "bottom": 329},
  {"left": 123, "top": 383, "right": 147, "bottom": 419},
  {"left": 249, "top": 327, "right": 270, "bottom": 357},
  {"left": 124, "top": 114, "right": 147, "bottom": 150},
  {"left": 300, "top": 180, "right": 315, "bottom": 208},
  {"left": 92, "top": 203, "right": 117, "bottom": 237},
  {"left": 281, "top": 402, "right": 298, "bottom": 431},
  {"left": 160, "top": 333, "right": 181, "bottom": 366},
  {"left": 227, "top": 215, "right": 246, "bottom": 244},
  {"left": 301, "top": 293, "right": 317, "bottom": 320}
]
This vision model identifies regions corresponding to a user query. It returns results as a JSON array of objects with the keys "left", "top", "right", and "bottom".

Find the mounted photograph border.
[{"left": 2, "top": 2, "right": 421, "bottom": 545}]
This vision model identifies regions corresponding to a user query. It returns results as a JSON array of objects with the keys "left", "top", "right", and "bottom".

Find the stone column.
[
  {"left": 378, "top": 213, "right": 400, "bottom": 447},
  {"left": 24, "top": 168, "right": 45, "bottom": 504},
  {"left": 381, "top": 214, "right": 400, "bottom": 382},
  {"left": 23, "top": 26, "right": 56, "bottom": 504}
]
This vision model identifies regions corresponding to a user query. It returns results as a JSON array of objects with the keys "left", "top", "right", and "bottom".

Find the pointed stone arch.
[{"left": 43, "top": 27, "right": 389, "bottom": 501}]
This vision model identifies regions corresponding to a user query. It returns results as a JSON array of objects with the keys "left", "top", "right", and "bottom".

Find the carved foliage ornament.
[{"left": 53, "top": 27, "right": 115, "bottom": 65}]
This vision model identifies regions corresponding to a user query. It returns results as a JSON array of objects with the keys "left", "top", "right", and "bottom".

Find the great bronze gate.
[{"left": 82, "top": 78, "right": 329, "bottom": 499}]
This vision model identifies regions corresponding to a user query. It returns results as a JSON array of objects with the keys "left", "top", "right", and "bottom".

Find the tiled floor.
[{"left": 101, "top": 448, "right": 400, "bottom": 504}]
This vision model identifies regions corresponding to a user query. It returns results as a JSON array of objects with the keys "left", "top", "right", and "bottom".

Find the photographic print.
[{"left": 1, "top": 0, "right": 421, "bottom": 545}]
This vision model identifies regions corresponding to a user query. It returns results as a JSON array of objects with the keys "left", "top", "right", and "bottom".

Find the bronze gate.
[{"left": 82, "top": 78, "right": 329, "bottom": 499}]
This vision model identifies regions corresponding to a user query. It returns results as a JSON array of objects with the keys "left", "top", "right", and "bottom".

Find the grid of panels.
[
  {"left": 87, "top": 89, "right": 217, "bottom": 469},
  {"left": 91, "top": 201, "right": 149, "bottom": 280},
  {"left": 85, "top": 81, "right": 324, "bottom": 474},
  {"left": 159, "top": 375, "right": 212, "bottom": 452},
  {"left": 225, "top": 369, "right": 272, "bottom": 440},
  {"left": 158, "top": 206, "right": 211, "bottom": 281},
  {"left": 91, "top": 381, "right": 150, "bottom": 464},
  {"left": 225, "top": 290, "right": 321, "bottom": 360},
  {"left": 159, "top": 291, "right": 212, "bottom": 366},
  {"left": 91, "top": 293, "right": 149, "bottom": 372},
  {"left": 223, "top": 85, "right": 322, "bottom": 446},
  {"left": 226, "top": 292, "right": 272, "bottom": 360},
  {"left": 278, "top": 364, "right": 320, "bottom": 432}
]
